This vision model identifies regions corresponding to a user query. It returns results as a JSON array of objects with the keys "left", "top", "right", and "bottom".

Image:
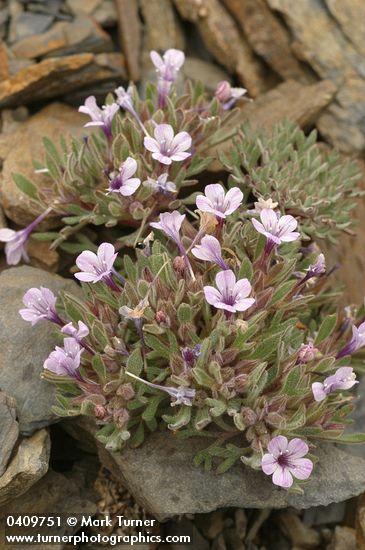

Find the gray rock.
[
  {"left": 14, "top": 12, "right": 54, "bottom": 40},
  {"left": 66, "top": 417, "right": 365, "bottom": 519},
  {"left": 0, "top": 266, "right": 80, "bottom": 434},
  {"left": 0, "top": 392, "right": 19, "bottom": 477},
  {"left": 0, "top": 429, "right": 50, "bottom": 506}
]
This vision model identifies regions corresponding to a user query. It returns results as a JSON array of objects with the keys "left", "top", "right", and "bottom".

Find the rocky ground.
[{"left": 1, "top": 1, "right": 365, "bottom": 549}]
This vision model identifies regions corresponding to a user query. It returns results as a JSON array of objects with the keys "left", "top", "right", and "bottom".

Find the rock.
[
  {"left": 140, "top": 0, "right": 185, "bottom": 56},
  {"left": 356, "top": 493, "right": 365, "bottom": 549},
  {"left": 11, "top": 16, "right": 113, "bottom": 59},
  {"left": 13, "top": 12, "right": 54, "bottom": 41},
  {"left": 195, "top": 510, "right": 224, "bottom": 540},
  {"left": 28, "top": 239, "right": 60, "bottom": 272},
  {"left": 325, "top": 0, "right": 365, "bottom": 58},
  {"left": 222, "top": 0, "right": 310, "bottom": 82},
  {"left": 1, "top": 106, "right": 29, "bottom": 134},
  {"left": 164, "top": 519, "right": 209, "bottom": 550},
  {"left": 173, "top": 0, "right": 275, "bottom": 97},
  {"left": 115, "top": 0, "right": 141, "bottom": 81},
  {"left": 0, "top": 429, "right": 50, "bottom": 506},
  {"left": 0, "top": 392, "right": 19, "bottom": 477},
  {"left": 0, "top": 52, "right": 127, "bottom": 108},
  {"left": 208, "top": 79, "right": 336, "bottom": 171},
  {"left": 66, "top": 417, "right": 365, "bottom": 519},
  {"left": 183, "top": 58, "right": 230, "bottom": 94},
  {"left": 0, "top": 42, "right": 9, "bottom": 81},
  {"left": 303, "top": 502, "right": 345, "bottom": 526},
  {"left": 66, "top": 0, "right": 102, "bottom": 16},
  {"left": 329, "top": 526, "right": 356, "bottom": 550},
  {"left": 93, "top": 0, "right": 117, "bottom": 27},
  {"left": 0, "top": 102, "right": 86, "bottom": 226},
  {"left": 278, "top": 511, "right": 320, "bottom": 549},
  {"left": 0, "top": 266, "right": 80, "bottom": 434}
]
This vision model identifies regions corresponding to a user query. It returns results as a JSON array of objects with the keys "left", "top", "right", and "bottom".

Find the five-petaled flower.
[
  {"left": 44, "top": 337, "right": 83, "bottom": 380},
  {"left": 312, "top": 366, "right": 358, "bottom": 402},
  {"left": 196, "top": 184, "right": 243, "bottom": 219},
  {"left": 150, "top": 49, "right": 185, "bottom": 107},
  {"left": 336, "top": 321, "right": 365, "bottom": 359},
  {"left": 204, "top": 270, "right": 255, "bottom": 313},
  {"left": 144, "top": 124, "right": 191, "bottom": 165},
  {"left": 252, "top": 208, "right": 300, "bottom": 245},
  {"left": 144, "top": 173, "right": 177, "bottom": 194},
  {"left": 261, "top": 436, "right": 313, "bottom": 488},
  {"left": 108, "top": 157, "right": 141, "bottom": 196},
  {"left": 75, "top": 243, "right": 118, "bottom": 289},
  {"left": 78, "top": 96, "right": 119, "bottom": 138},
  {"left": 192, "top": 235, "right": 229, "bottom": 270},
  {"left": 150, "top": 211, "right": 185, "bottom": 252},
  {"left": 19, "top": 287, "right": 63, "bottom": 326},
  {"left": 126, "top": 371, "right": 195, "bottom": 407}
]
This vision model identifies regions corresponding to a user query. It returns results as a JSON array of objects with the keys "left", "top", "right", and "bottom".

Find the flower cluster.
[{"left": 20, "top": 174, "right": 365, "bottom": 490}]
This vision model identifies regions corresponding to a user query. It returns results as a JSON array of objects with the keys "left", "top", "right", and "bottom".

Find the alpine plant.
[{"left": 21, "top": 183, "right": 365, "bottom": 492}]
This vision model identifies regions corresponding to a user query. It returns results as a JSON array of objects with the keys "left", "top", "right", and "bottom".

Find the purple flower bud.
[
  {"left": 261, "top": 435, "right": 313, "bottom": 488},
  {"left": 196, "top": 184, "right": 243, "bottom": 219},
  {"left": 181, "top": 344, "right": 201, "bottom": 366},
  {"left": 215, "top": 80, "right": 247, "bottom": 109},
  {"left": 44, "top": 337, "right": 83, "bottom": 380},
  {"left": 143, "top": 173, "right": 177, "bottom": 194},
  {"left": 78, "top": 96, "right": 119, "bottom": 139},
  {"left": 144, "top": 124, "right": 191, "bottom": 165},
  {"left": 312, "top": 366, "right": 358, "bottom": 402},
  {"left": 306, "top": 253, "right": 326, "bottom": 277},
  {"left": 19, "top": 287, "right": 63, "bottom": 326},
  {"left": 108, "top": 157, "right": 141, "bottom": 196},
  {"left": 204, "top": 270, "right": 255, "bottom": 314},
  {"left": 75, "top": 243, "right": 118, "bottom": 288},
  {"left": 297, "top": 342, "right": 318, "bottom": 364},
  {"left": 126, "top": 371, "right": 195, "bottom": 407},
  {"left": 336, "top": 322, "right": 365, "bottom": 359},
  {"left": 191, "top": 235, "right": 229, "bottom": 270},
  {"left": 252, "top": 208, "right": 300, "bottom": 245},
  {"left": 114, "top": 85, "right": 146, "bottom": 134}
]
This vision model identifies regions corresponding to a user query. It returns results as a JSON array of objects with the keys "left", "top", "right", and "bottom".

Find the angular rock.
[
  {"left": 11, "top": 16, "right": 113, "bottom": 60},
  {"left": 66, "top": 0, "right": 102, "bottom": 15},
  {"left": 329, "top": 526, "right": 356, "bottom": 550},
  {"left": 0, "top": 392, "right": 19, "bottom": 477},
  {"left": 173, "top": 0, "right": 274, "bottom": 97},
  {"left": 325, "top": 0, "right": 365, "bottom": 58},
  {"left": 356, "top": 493, "right": 365, "bottom": 550},
  {"left": 0, "top": 429, "right": 50, "bottom": 506},
  {"left": 278, "top": 511, "right": 320, "bottom": 549},
  {"left": 93, "top": 0, "right": 117, "bottom": 28},
  {"left": 27, "top": 239, "right": 60, "bottom": 272},
  {"left": 140, "top": 0, "right": 185, "bottom": 56},
  {"left": 0, "top": 102, "right": 85, "bottom": 226},
  {"left": 208, "top": 79, "right": 336, "bottom": 171},
  {"left": 0, "top": 52, "right": 127, "bottom": 108},
  {"left": 222, "top": 0, "right": 310, "bottom": 82},
  {"left": 0, "top": 266, "right": 80, "bottom": 434},
  {"left": 66, "top": 417, "right": 365, "bottom": 519},
  {"left": 13, "top": 12, "right": 54, "bottom": 41},
  {"left": 115, "top": 0, "right": 141, "bottom": 81}
]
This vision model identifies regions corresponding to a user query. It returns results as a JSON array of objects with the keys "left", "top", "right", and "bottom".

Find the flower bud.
[
  {"left": 215, "top": 80, "right": 232, "bottom": 103},
  {"left": 173, "top": 255, "right": 186, "bottom": 275},
  {"left": 155, "top": 310, "right": 168, "bottom": 324},
  {"left": 117, "top": 382, "right": 135, "bottom": 401},
  {"left": 94, "top": 404, "right": 107, "bottom": 420}
]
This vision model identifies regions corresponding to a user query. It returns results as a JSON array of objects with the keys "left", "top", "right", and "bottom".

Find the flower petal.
[
  {"left": 267, "top": 435, "right": 288, "bottom": 457},
  {"left": 144, "top": 136, "right": 160, "bottom": 154},
  {"left": 120, "top": 157, "right": 137, "bottom": 179},
  {"left": 224, "top": 187, "right": 243, "bottom": 214},
  {"left": 215, "top": 269, "right": 236, "bottom": 295},
  {"left": 290, "top": 458, "right": 313, "bottom": 480},
  {"left": 287, "top": 438, "right": 309, "bottom": 459},
  {"left": 119, "top": 178, "right": 141, "bottom": 196},
  {"left": 154, "top": 123, "right": 174, "bottom": 146},
  {"left": 311, "top": 382, "right": 326, "bottom": 402},
  {"left": 272, "top": 466, "right": 293, "bottom": 488},
  {"left": 261, "top": 453, "right": 278, "bottom": 475},
  {"left": 203, "top": 286, "right": 222, "bottom": 306}
]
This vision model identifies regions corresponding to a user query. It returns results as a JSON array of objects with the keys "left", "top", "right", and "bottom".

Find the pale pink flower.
[
  {"left": 75, "top": 243, "right": 117, "bottom": 286},
  {"left": 196, "top": 184, "right": 243, "bottom": 219},
  {"left": 44, "top": 337, "right": 83, "bottom": 380},
  {"left": 204, "top": 270, "right": 255, "bottom": 313},
  {"left": 191, "top": 235, "right": 229, "bottom": 270},
  {"left": 78, "top": 96, "right": 119, "bottom": 138},
  {"left": 252, "top": 208, "right": 300, "bottom": 245},
  {"left": 126, "top": 371, "right": 194, "bottom": 407},
  {"left": 108, "top": 157, "right": 141, "bottom": 196},
  {"left": 337, "top": 322, "right": 365, "bottom": 359},
  {"left": 215, "top": 80, "right": 247, "bottom": 109},
  {"left": 261, "top": 436, "right": 313, "bottom": 488},
  {"left": 143, "top": 124, "right": 191, "bottom": 165},
  {"left": 312, "top": 366, "right": 358, "bottom": 402},
  {"left": 19, "top": 287, "right": 62, "bottom": 326},
  {"left": 143, "top": 173, "right": 177, "bottom": 194},
  {"left": 150, "top": 211, "right": 185, "bottom": 251},
  {"left": 61, "top": 321, "right": 89, "bottom": 340},
  {"left": 150, "top": 49, "right": 185, "bottom": 108}
]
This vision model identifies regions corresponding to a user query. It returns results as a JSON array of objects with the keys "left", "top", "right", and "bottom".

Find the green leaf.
[
  {"left": 126, "top": 347, "right": 143, "bottom": 376},
  {"left": 13, "top": 173, "right": 39, "bottom": 200},
  {"left": 315, "top": 314, "right": 338, "bottom": 345},
  {"left": 142, "top": 395, "right": 164, "bottom": 422},
  {"left": 163, "top": 406, "right": 191, "bottom": 430},
  {"left": 270, "top": 281, "right": 296, "bottom": 306},
  {"left": 336, "top": 432, "right": 365, "bottom": 444},
  {"left": 91, "top": 355, "right": 107, "bottom": 382},
  {"left": 283, "top": 366, "right": 302, "bottom": 395}
]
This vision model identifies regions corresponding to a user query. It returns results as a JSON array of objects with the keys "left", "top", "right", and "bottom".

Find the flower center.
[{"left": 277, "top": 450, "right": 291, "bottom": 468}]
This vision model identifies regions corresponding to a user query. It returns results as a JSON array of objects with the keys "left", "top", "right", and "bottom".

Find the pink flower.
[
  {"left": 144, "top": 173, "right": 177, "bottom": 194},
  {"left": 215, "top": 80, "right": 247, "bottom": 110},
  {"left": 196, "top": 184, "right": 243, "bottom": 219},
  {"left": 191, "top": 235, "right": 229, "bottom": 270},
  {"left": 75, "top": 243, "right": 117, "bottom": 286},
  {"left": 78, "top": 96, "right": 119, "bottom": 138},
  {"left": 126, "top": 371, "right": 195, "bottom": 407},
  {"left": 307, "top": 253, "right": 326, "bottom": 277},
  {"left": 143, "top": 124, "right": 191, "bottom": 165},
  {"left": 150, "top": 211, "right": 185, "bottom": 250},
  {"left": 0, "top": 208, "right": 51, "bottom": 265},
  {"left": 297, "top": 342, "right": 318, "bottom": 364},
  {"left": 312, "top": 366, "right": 358, "bottom": 402},
  {"left": 150, "top": 49, "right": 185, "bottom": 108},
  {"left": 252, "top": 208, "right": 300, "bottom": 245},
  {"left": 261, "top": 436, "right": 313, "bottom": 488},
  {"left": 19, "top": 287, "right": 63, "bottom": 326},
  {"left": 44, "top": 338, "right": 83, "bottom": 380},
  {"left": 61, "top": 321, "right": 89, "bottom": 340},
  {"left": 204, "top": 270, "right": 255, "bottom": 313},
  {"left": 108, "top": 157, "right": 141, "bottom": 196}
]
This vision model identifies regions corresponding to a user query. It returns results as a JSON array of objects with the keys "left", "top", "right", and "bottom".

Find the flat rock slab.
[
  {"left": 0, "top": 392, "right": 19, "bottom": 477},
  {"left": 66, "top": 418, "right": 365, "bottom": 519},
  {"left": 0, "top": 266, "right": 79, "bottom": 434}
]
